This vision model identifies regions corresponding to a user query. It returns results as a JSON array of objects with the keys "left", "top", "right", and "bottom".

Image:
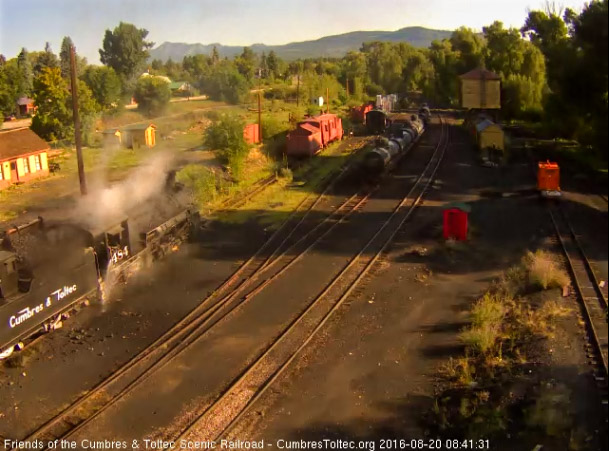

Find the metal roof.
[
  {"left": 459, "top": 68, "right": 501, "bottom": 80},
  {"left": 17, "top": 97, "right": 34, "bottom": 105},
  {"left": 475, "top": 119, "right": 501, "bottom": 133},
  {"left": 122, "top": 123, "right": 156, "bottom": 131}
]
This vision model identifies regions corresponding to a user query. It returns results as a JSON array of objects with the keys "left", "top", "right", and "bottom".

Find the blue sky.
[{"left": 0, "top": 0, "right": 590, "bottom": 63}]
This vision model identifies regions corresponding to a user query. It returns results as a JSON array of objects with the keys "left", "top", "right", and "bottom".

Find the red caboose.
[
  {"left": 286, "top": 113, "right": 343, "bottom": 157},
  {"left": 285, "top": 123, "right": 323, "bottom": 157}
]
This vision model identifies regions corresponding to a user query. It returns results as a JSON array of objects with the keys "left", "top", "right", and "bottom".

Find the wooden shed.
[
  {"left": 121, "top": 123, "right": 156, "bottom": 149},
  {"left": 243, "top": 123, "right": 260, "bottom": 145},
  {"left": 459, "top": 68, "right": 501, "bottom": 110},
  {"left": 101, "top": 128, "right": 122, "bottom": 148},
  {"left": 0, "top": 128, "right": 49, "bottom": 190},
  {"left": 475, "top": 119, "right": 504, "bottom": 151}
]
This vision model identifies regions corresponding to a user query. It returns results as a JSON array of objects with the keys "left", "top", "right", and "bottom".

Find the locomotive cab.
[
  {"left": 0, "top": 251, "right": 20, "bottom": 301},
  {"left": 87, "top": 219, "right": 132, "bottom": 273}
]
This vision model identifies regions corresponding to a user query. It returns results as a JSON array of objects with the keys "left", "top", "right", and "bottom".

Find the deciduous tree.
[
  {"left": 99, "top": 22, "right": 154, "bottom": 93},
  {"left": 133, "top": 75, "right": 171, "bottom": 116}
]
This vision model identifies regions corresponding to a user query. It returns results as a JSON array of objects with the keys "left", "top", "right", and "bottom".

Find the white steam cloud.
[{"left": 76, "top": 151, "right": 175, "bottom": 230}]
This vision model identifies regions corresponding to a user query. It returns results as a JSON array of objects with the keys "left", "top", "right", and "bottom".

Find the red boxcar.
[
  {"left": 243, "top": 123, "right": 260, "bottom": 145},
  {"left": 286, "top": 113, "right": 343, "bottom": 157},
  {"left": 350, "top": 104, "right": 373, "bottom": 123}
]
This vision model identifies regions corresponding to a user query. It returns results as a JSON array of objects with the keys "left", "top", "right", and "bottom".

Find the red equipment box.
[{"left": 443, "top": 203, "right": 470, "bottom": 241}]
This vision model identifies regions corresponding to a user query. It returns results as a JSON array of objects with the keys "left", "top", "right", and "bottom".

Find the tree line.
[{"left": 0, "top": 0, "right": 606, "bottom": 152}]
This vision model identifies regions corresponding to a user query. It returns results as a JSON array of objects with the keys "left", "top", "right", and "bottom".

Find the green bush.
[
  {"left": 261, "top": 114, "right": 289, "bottom": 140},
  {"left": 204, "top": 113, "right": 249, "bottom": 179},
  {"left": 134, "top": 76, "right": 171, "bottom": 117},
  {"left": 175, "top": 164, "right": 217, "bottom": 205}
]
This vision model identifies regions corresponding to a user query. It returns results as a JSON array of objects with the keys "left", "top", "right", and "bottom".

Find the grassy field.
[
  {"left": 214, "top": 136, "right": 368, "bottom": 229},
  {"left": 1, "top": 97, "right": 356, "bottom": 226}
]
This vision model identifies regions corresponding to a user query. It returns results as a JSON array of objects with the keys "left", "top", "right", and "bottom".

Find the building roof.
[
  {"left": 475, "top": 119, "right": 501, "bottom": 133},
  {"left": 140, "top": 72, "right": 171, "bottom": 83},
  {"left": 17, "top": 97, "right": 34, "bottom": 106},
  {"left": 445, "top": 202, "right": 472, "bottom": 213},
  {"left": 0, "top": 128, "right": 49, "bottom": 161},
  {"left": 459, "top": 68, "right": 501, "bottom": 80},
  {"left": 169, "top": 81, "right": 189, "bottom": 90},
  {"left": 122, "top": 123, "right": 156, "bottom": 131}
]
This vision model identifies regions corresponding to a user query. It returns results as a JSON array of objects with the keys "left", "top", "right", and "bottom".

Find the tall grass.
[
  {"left": 524, "top": 250, "right": 569, "bottom": 290},
  {"left": 460, "top": 293, "right": 507, "bottom": 354}
]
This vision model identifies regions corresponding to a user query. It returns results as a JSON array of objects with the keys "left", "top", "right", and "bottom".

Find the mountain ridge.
[{"left": 149, "top": 26, "right": 452, "bottom": 62}]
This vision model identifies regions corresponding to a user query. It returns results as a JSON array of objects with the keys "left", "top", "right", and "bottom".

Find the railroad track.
[
  {"left": 220, "top": 176, "right": 278, "bottom": 210},
  {"left": 173, "top": 116, "right": 450, "bottom": 442},
  {"left": 549, "top": 205, "right": 608, "bottom": 395},
  {"left": 14, "top": 138, "right": 373, "bottom": 448}
]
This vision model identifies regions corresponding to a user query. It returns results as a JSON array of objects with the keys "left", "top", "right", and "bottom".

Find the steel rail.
[{"left": 174, "top": 117, "right": 449, "bottom": 442}]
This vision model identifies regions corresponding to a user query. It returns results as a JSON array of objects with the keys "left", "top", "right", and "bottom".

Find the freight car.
[
  {"left": 286, "top": 113, "right": 343, "bottom": 157},
  {"left": 362, "top": 114, "right": 425, "bottom": 175},
  {"left": 365, "top": 109, "right": 389, "bottom": 135},
  {"left": 0, "top": 208, "right": 200, "bottom": 358}
]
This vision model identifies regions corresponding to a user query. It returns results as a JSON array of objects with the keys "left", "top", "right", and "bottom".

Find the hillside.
[{"left": 149, "top": 26, "right": 452, "bottom": 62}]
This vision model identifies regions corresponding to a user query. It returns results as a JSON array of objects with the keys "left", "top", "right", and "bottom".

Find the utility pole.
[
  {"left": 257, "top": 91, "right": 262, "bottom": 144},
  {"left": 70, "top": 44, "right": 87, "bottom": 195},
  {"left": 296, "top": 74, "right": 300, "bottom": 108}
]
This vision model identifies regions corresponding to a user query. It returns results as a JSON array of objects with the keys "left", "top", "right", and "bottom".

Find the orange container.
[{"left": 537, "top": 161, "right": 560, "bottom": 192}]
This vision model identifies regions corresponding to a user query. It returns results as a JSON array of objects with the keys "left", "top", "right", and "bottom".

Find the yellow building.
[
  {"left": 0, "top": 128, "right": 49, "bottom": 190},
  {"left": 121, "top": 123, "right": 156, "bottom": 149},
  {"left": 459, "top": 68, "right": 501, "bottom": 110},
  {"left": 475, "top": 119, "right": 504, "bottom": 151}
]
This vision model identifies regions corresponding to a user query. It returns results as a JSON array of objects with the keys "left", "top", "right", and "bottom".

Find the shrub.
[
  {"left": 204, "top": 113, "right": 249, "bottom": 179},
  {"left": 175, "top": 164, "right": 217, "bottom": 206},
  {"left": 524, "top": 250, "right": 569, "bottom": 290},
  {"left": 261, "top": 114, "right": 289, "bottom": 140},
  {"left": 134, "top": 76, "right": 171, "bottom": 117}
]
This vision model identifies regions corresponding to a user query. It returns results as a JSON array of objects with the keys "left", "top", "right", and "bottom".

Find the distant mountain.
[{"left": 149, "top": 26, "right": 452, "bottom": 62}]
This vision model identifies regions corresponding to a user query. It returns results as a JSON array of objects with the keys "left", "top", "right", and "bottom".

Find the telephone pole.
[
  {"left": 296, "top": 74, "right": 300, "bottom": 108},
  {"left": 257, "top": 91, "right": 262, "bottom": 144},
  {"left": 70, "top": 44, "right": 87, "bottom": 195}
]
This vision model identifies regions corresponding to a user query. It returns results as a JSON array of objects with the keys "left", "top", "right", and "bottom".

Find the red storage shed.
[
  {"left": 243, "top": 123, "right": 260, "bottom": 145},
  {"left": 443, "top": 203, "right": 471, "bottom": 241},
  {"left": 286, "top": 123, "right": 322, "bottom": 157}
]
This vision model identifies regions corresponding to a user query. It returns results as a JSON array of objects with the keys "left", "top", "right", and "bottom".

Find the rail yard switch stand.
[{"left": 443, "top": 203, "right": 471, "bottom": 241}]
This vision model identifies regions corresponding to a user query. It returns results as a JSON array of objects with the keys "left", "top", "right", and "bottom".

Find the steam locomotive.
[{"left": 0, "top": 208, "right": 200, "bottom": 358}]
